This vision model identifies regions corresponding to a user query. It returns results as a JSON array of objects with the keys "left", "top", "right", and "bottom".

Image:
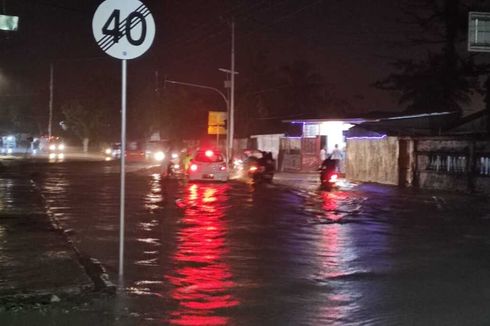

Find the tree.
[
  {"left": 375, "top": 0, "right": 485, "bottom": 115},
  {"left": 236, "top": 55, "right": 353, "bottom": 137},
  {"left": 129, "top": 83, "right": 161, "bottom": 140},
  {"left": 236, "top": 50, "right": 281, "bottom": 137},
  {"left": 61, "top": 100, "right": 106, "bottom": 152},
  {"left": 376, "top": 53, "right": 476, "bottom": 113},
  {"left": 159, "top": 87, "right": 208, "bottom": 141},
  {"left": 278, "top": 60, "right": 325, "bottom": 117}
]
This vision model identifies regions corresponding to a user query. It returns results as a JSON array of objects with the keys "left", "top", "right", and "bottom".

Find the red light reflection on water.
[
  {"left": 166, "top": 183, "right": 238, "bottom": 325},
  {"left": 321, "top": 191, "right": 350, "bottom": 221},
  {"left": 317, "top": 191, "right": 359, "bottom": 322}
]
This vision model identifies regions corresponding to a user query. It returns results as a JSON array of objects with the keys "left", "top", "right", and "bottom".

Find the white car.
[{"left": 188, "top": 149, "right": 228, "bottom": 182}]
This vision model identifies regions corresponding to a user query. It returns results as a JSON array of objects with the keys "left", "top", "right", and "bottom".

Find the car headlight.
[
  {"left": 58, "top": 144, "right": 65, "bottom": 151},
  {"left": 105, "top": 148, "right": 112, "bottom": 155},
  {"left": 171, "top": 153, "right": 179, "bottom": 159},
  {"left": 154, "top": 151, "right": 165, "bottom": 161},
  {"left": 49, "top": 144, "right": 56, "bottom": 151}
]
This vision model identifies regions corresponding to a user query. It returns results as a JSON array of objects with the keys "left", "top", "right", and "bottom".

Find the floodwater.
[{"left": 31, "top": 161, "right": 490, "bottom": 325}]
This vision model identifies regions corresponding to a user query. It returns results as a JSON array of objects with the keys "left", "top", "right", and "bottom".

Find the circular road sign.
[{"left": 92, "top": 0, "right": 155, "bottom": 60}]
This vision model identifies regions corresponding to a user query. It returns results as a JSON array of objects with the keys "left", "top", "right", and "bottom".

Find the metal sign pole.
[
  {"left": 93, "top": 0, "right": 155, "bottom": 286},
  {"left": 119, "top": 59, "right": 127, "bottom": 279}
]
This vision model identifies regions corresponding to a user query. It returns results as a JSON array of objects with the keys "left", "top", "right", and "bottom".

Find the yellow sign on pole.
[{"left": 208, "top": 111, "right": 227, "bottom": 135}]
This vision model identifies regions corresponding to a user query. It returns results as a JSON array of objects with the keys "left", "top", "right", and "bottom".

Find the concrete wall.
[
  {"left": 346, "top": 136, "right": 399, "bottom": 185},
  {"left": 415, "top": 139, "right": 470, "bottom": 191},
  {"left": 345, "top": 135, "right": 490, "bottom": 194},
  {"left": 415, "top": 138, "right": 490, "bottom": 194}
]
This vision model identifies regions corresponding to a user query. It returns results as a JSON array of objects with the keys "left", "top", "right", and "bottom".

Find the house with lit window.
[{"left": 279, "top": 117, "right": 366, "bottom": 171}]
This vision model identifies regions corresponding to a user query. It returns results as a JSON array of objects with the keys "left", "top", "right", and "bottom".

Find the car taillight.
[
  {"left": 329, "top": 174, "right": 338, "bottom": 183},
  {"left": 190, "top": 164, "right": 198, "bottom": 172},
  {"left": 205, "top": 150, "right": 214, "bottom": 157},
  {"left": 249, "top": 166, "right": 258, "bottom": 172}
]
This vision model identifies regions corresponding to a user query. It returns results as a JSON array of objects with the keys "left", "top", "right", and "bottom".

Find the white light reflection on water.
[
  {"left": 144, "top": 174, "right": 163, "bottom": 212},
  {"left": 0, "top": 179, "right": 14, "bottom": 210}
]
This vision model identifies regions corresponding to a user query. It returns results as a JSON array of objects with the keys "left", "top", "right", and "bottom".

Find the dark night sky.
[{"left": 2, "top": 0, "right": 480, "bottom": 135}]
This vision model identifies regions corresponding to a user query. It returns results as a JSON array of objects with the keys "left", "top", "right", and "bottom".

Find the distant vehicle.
[
  {"left": 104, "top": 142, "right": 146, "bottom": 162},
  {"left": 126, "top": 141, "right": 145, "bottom": 162},
  {"left": 105, "top": 143, "right": 121, "bottom": 159},
  {"left": 1, "top": 135, "right": 16, "bottom": 154},
  {"left": 144, "top": 140, "right": 168, "bottom": 162},
  {"left": 39, "top": 136, "right": 65, "bottom": 154},
  {"left": 188, "top": 149, "right": 228, "bottom": 182}
]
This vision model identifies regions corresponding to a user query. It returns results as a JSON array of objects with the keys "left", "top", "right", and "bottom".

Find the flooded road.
[{"left": 30, "top": 161, "right": 490, "bottom": 325}]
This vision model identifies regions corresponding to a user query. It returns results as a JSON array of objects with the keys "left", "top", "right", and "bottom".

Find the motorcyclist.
[
  {"left": 182, "top": 149, "right": 192, "bottom": 172},
  {"left": 256, "top": 151, "right": 274, "bottom": 181},
  {"left": 320, "top": 157, "right": 337, "bottom": 184},
  {"left": 259, "top": 152, "right": 274, "bottom": 173}
]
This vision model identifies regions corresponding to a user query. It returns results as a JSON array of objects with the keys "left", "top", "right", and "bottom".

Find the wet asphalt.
[{"left": 2, "top": 159, "right": 490, "bottom": 325}]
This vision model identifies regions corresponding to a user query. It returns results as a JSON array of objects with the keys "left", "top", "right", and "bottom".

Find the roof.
[
  {"left": 283, "top": 111, "right": 455, "bottom": 126},
  {"left": 445, "top": 109, "right": 488, "bottom": 135},
  {"left": 345, "top": 126, "right": 386, "bottom": 139},
  {"left": 347, "top": 111, "right": 461, "bottom": 137}
]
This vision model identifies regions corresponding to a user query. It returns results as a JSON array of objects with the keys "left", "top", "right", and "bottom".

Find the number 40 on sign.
[{"left": 92, "top": 0, "right": 155, "bottom": 60}]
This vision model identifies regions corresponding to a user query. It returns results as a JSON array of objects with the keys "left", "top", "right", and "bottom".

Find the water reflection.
[
  {"left": 48, "top": 153, "right": 65, "bottom": 162},
  {"left": 319, "top": 190, "right": 362, "bottom": 222},
  {"left": 166, "top": 182, "right": 238, "bottom": 325},
  {"left": 0, "top": 178, "right": 14, "bottom": 210},
  {"left": 315, "top": 191, "right": 361, "bottom": 324},
  {"left": 145, "top": 173, "right": 163, "bottom": 212}
]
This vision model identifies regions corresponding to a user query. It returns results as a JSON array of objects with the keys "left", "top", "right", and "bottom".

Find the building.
[
  {"left": 280, "top": 117, "right": 365, "bottom": 171},
  {"left": 345, "top": 110, "right": 490, "bottom": 194}
]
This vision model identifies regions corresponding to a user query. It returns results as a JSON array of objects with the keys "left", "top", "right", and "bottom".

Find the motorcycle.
[
  {"left": 320, "top": 159, "right": 339, "bottom": 190},
  {"left": 162, "top": 151, "right": 184, "bottom": 177},
  {"left": 246, "top": 154, "right": 274, "bottom": 183}
]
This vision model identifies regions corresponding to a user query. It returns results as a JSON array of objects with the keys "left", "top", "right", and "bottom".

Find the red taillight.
[
  {"left": 205, "top": 150, "right": 214, "bottom": 158},
  {"left": 190, "top": 164, "right": 198, "bottom": 172},
  {"left": 249, "top": 166, "right": 258, "bottom": 172},
  {"left": 329, "top": 174, "right": 338, "bottom": 183}
]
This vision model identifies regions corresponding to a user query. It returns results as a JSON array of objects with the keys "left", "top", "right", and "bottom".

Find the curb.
[{"left": 29, "top": 179, "right": 117, "bottom": 294}]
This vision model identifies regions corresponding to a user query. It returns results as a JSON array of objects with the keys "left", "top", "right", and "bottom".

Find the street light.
[
  {"left": 165, "top": 20, "right": 237, "bottom": 161},
  {"left": 164, "top": 79, "right": 229, "bottom": 110},
  {"left": 164, "top": 79, "right": 231, "bottom": 161}
]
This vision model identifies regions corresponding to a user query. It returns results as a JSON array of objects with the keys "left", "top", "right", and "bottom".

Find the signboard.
[
  {"left": 0, "top": 15, "right": 18, "bottom": 31},
  {"left": 92, "top": 0, "right": 155, "bottom": 60},
  {"left": 208, "top": 111, "right": 227, "bottom": 135},
  {"left": 468, "top": 12, "right": 490, "bottom": 52}
]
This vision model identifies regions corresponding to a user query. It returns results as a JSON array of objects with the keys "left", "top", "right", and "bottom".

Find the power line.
[{"left": 162, "top": 1, "right": 320, "bottom": 67}]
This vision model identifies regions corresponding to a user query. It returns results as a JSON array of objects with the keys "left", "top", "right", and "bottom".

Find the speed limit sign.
[
  {"left": 92, "top": 0, "right": 155, "bottom": 60},
  {"left": 92, "top": 0, "right": 156, "bottom": 280}
]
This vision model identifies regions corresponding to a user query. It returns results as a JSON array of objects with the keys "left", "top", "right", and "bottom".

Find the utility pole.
[
  {"left": 229, "top": 19, "right": 236, "bottom": 161},
  {"left": 48, "top": 63, "right": 54, "bottom": 138}
]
